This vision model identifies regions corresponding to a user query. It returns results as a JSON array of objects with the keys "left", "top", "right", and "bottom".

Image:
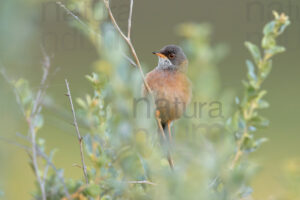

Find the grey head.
[{"left": 152, "top": 45, "right": 188, "bottom": 71}]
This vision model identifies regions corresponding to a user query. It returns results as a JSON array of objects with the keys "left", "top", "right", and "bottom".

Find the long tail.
[{"left": 161, "top": 123, "right": 174, "bottom": 169}]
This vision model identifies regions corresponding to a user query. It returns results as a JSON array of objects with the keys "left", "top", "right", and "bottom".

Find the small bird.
[{"left": 143, "top": 45, "right": 192, "bottom": 144}]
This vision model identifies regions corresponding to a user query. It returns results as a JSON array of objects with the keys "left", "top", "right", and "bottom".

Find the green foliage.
[
  {"left": 2, "top": 1, "right": 290, "bottom": 199},
  {"left": 227, "top": 12, "right": 290, "bottom": 169}
]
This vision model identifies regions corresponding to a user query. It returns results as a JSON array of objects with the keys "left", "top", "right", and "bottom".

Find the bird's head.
[{"left": 153, "top": 45, "right": 188, "bottom": 71}]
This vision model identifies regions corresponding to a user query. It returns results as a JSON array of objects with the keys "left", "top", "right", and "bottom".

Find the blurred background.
[{"left": 0, "top": 0, "right": 299, "bottom": 199}]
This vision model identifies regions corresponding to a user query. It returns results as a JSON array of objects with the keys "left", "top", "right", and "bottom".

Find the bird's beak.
[{"left": 152, "top": 51, "right": 167, "bottom": 59}]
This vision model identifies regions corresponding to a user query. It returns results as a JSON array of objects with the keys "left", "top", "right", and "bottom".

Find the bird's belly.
[
  {"left": 144, "top": 69, "right": 191, "bottom": 123},
  {"left": 154, "top": 80, "right": 190, "bottom": 123},
  {"left": 155, "top": 90, "right": 188, "bottom": 123}
]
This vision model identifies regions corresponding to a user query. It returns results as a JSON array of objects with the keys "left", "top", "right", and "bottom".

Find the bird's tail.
[{"left": 161, "top": 122, "right": 174, "bottom": 169}]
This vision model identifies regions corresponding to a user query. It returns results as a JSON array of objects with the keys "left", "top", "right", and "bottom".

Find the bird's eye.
[{"left": 169, "top": 53, "right": 175, "bottom": 59}]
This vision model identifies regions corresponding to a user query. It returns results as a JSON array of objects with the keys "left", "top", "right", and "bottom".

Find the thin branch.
[
  {"left": 0, "top": 136, "right": 30, "bottom": 151},
  {"left": 29, "top": 123, "right": 46, "bottom": 200},
  {"left": 127, "top": 0, "right": 134, "bottom": 39},
  {"left": 127, "top": 180, "right": 157, "bottom": 186},
  {"left": 56, "top": 1, "right": 137, "bottom": 68},
  {"left": 0, "top": 66, "right": 25, "bottom": 116},
  {"left": 2, "top": 135, "right": 71, "bottom": 199},
  {"left": 31, "top": 47, "right": 51, "bottom": 116},
  {"left": 122, "top": 52, "right": 137, "bottom": 67},
  {"left": 103, "top": 0, "right": 174, "bottom": 169},
  {"left": 43, "top": 150, "right": 54, "bottom": 184},
  {"left": 56, "top": 1, "right": 98, "bottom": 37},
  {"left": 103, "top": 0, "right": 151, "bottom": 93},
  {"left": 1, "top": 51, "right": 71, "bottom": 199},
  {"left": 38, "top": 149, "right": 71, "bottom": 199},
  {"left": 27, "top": 49, "right": 53, "bottom": 200},
  {"left": 65, "top": 79, "right": 89, "bottom": 184}
]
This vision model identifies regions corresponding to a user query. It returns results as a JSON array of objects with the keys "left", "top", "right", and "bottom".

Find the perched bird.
[{"left": 142, "top": 45, "right": 192, "bottom": 144}]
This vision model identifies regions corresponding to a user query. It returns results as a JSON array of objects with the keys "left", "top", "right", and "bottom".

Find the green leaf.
[
  {"left": 84, "top": 134, "right": 93, "bottom": 156},
  {"left": 266, "top": 46, "right": 286, "bottom": 56},
  {"left": 84, "top": 183, "right": 101, "bottom": 197},
  {"left": 263, "top": 21, "right": 276, "bottom": 35},
  {"left": 240, "top": 186, "right": 253, "bottom": 198},
  {"left": 256, "top": 90, "right": 267, "bottom": 100},
  {"left": 255, "top": 137, "right": 268, "bottom": 147},
  {"left": 76, "top": 98, "right": 87, "bottom": 109},
  {"left": 246, "top": 60, "right": 257, "bottom": 84},
  {"left": 245, "top": 42, "right": 261, "bottom": 64},
  {"left": 249, "top": 116, "right": 269, "bottom": 128},
  {"left": 262, "top": 35, "right": 276, "bottom": 49},
  {"left": 278, "top": 21, "right": 291, "bottom": 35},
  {"left": 33, "top": 114, "right": 44, "bottom": 130},
  {"left": 14, "top": 78, "right": 33, "bottom": 107},
  {"left": 261, "top": 60, "right": 272, "bottom": 79},
  {"left": 101, "top": 195, "right": 112, "bottom": 200},
  {"left": 257, "top": 99, "right": 269, "bottom": 109},
  {"left": 93, "top": 1, "right": 105, "bottom": 21}
]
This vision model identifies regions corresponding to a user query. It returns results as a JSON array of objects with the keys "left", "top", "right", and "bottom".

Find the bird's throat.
[{"left": 156, "top": 57, "right": 174, "bottom": 70}]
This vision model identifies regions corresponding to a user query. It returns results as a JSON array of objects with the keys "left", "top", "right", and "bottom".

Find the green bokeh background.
[{"left": 0, "top": 0, "right": 299, "bottom": 199}]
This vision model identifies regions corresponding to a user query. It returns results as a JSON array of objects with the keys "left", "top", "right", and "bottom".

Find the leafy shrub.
[{"left": 0, "top": 1, "right": 291, "bottom": 199}]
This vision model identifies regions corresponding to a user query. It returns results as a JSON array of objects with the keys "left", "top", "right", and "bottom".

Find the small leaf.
[
  {"left": 249, "top": 116, "right": 269, "bottom": 128},
  {"left": 278, "top": 21, "right": 291, "bottom": 35},
  {"left": 263, "top": 21, "right": 276, "bottom": 36},
  {"left": 261, "top": 60, "right": 272, "bottom": 79},
  {"left": 84, "top": 183, "right": 101, "bottom": 197},
  {"left": 235, "top": 97, "right": 240, "bottom": 105},
  {"left": 84, "top": 134, "right": 93, "bottom": 156},
  {"left": 248, "top": 126, "right": 257, "bottom": 132},
  {"left": 240, "top": 186, "right": 253, "bottom": 198},
  {"left": 266, "top": 46, "right": 286, "bottom": 56},
  {"left": 257, "top": 99, "right": 269, "bottom": 109},
  {"left": 76, "top": 98, "right": 87, "bottom": 109},
  {"left": 85, "top": 74, "right": 94, "bottom": 83},
  {"left": 101, "top": 195, "right": 112, "bottom": 200},
  {"left": 255, "top": 137, "right": 268, "bottom": 147},
  {"left": 245, "top": 42, "right": 261, "bottom": 64},
  {"left": 33, "top": 114, "right": 44, "bottom": 130},
  {"left": 262, "top": 35, "right": 276, "bottom": 49},
  {"left": 256, "top": 90, "right": 267, "bottom": 100},
  {"left": 246, "top": 60, "right": 257, "bottom": 84}
]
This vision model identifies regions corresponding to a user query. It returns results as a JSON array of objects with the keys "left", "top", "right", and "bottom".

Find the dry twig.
[
  {"left": 56, "top": 1, "right": 137, "bottom": 68},
  {"left": 27, "top": 50, "right": 52, "bottom": 200},
  {"left": 65, "top": 79, "right": 89, "bottom": 184},
  {"left": 103, "top": 0, "right": 174, "bottom": 169},
  {"left": 127, "top": 180, "right": 157, "bottom": 186}
]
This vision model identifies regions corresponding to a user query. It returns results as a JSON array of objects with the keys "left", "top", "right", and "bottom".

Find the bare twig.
[
  {"left": 0, "top": 136, "right": 30, "bottom": 151},
  {"left": 14, "top": 133, "right": 71, "bottom": 199},
  {"left": 0, "top": 66, "right": 25, "bottom": 116},
  {"left": 27, "top": 49, "right": 53, "bottom": 200},
  {"left": 127, "top": 180, "right": 157, "bottom": 186},
  {"left": 65, "top": 79, "right": 89, "bottom": 184},
  {"left": 31, "top": 47, "right": 51, "bottom": 117},
  {"left": 56, "top": 1, "right": 97, "bottom": 36},
  {"left": 122, "top": 52, "right": 137, "bottom": 67},
  {"left": 127, "top": 0, "right": 134, "bottom": 39},
  {"left": 56, "top": 1, "right": 137, "bottom": 68},
  {"left": 43, "top": 150, "right": 54, "bottom": 184},
  {"left": 103, "top": 0, "right": 151, "bottom": 93},
  {"left": 103, "top": 0, "right": 174, "bottom": 169},
  {"left": 38, "top": 149, "right": 71, "bottom": 199},
  {"left": 29, "top": 122, "right": 46, "bottom": 200}
]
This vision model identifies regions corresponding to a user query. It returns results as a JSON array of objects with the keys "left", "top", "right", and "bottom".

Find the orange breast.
[{"left": 143, "top": 69, "right": 191, "bottom": 123}]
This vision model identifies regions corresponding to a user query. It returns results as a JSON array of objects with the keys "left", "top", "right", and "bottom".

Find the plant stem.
[
  {"left": 65, "top": 79, "right": 89, "bottom": 184},
  {"left": 103, "top": 0, "right": 174, "bottom": 169}
]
